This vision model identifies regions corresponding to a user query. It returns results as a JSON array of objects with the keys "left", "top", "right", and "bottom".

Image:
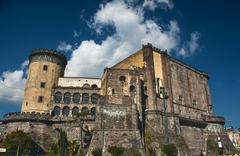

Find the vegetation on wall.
[
  {"left": 207, "top": 139, "right": 218, "bottom": 155},
  {"left": 162, "top": 144, "right": 178, "bottom": 156},
  {"left": 46, "top": 130, "right": 79, "bottom": 156},
  {"left": 108, "top": 146, "right": 125, "bottom": 156},
  {"left": 126, "top": 148, "right": 142, "bottom": 156}
]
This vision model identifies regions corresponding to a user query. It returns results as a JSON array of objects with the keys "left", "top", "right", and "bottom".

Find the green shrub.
[
  {"left": 162, "top": 144, "right": 178, "bottom": 156},
  {"left": 108, "top": 146, "right": 125, "bottom": 156},
  {"left": 92, "top": 148, "right": 102, "bottom": 156}
]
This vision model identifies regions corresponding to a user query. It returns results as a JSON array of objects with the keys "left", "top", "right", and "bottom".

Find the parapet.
[
  {"left": 2, "top": 112, "right": 51, "bottom": 123},
  {"left": 29, "top": 49, "right": 67, "bottom": 66}
]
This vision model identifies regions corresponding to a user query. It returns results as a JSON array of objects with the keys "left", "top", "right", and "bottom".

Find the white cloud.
[
  {"left": 57, "top": 41, "right": 73, "bottom": 53},
  {"left": 0, "top": 65, "right": 27, "bottom": 103},
  {"left": 179, "top": 32, "right": 200, "bottom": 57},
  {"left": 143, "top": 0, "right": 174, "bottom": 11},
  {"left": 65, "top": 0, "right": 180, "bottom": 77}
]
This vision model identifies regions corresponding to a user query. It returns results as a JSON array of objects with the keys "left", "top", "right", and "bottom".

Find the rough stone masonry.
[{"left": 0, "top": 43, "right": 237, "bottom": 155}]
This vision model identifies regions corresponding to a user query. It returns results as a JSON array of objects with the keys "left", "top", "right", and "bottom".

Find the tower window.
[
  {"left": 38, "top": 96, "right": 44, "bottom": 103},
  {"left": 43, "top": 65, "right": 48, "bottom": 71},
  {"left": 40, "top": 82, "right": 46, "bottom": 88}
]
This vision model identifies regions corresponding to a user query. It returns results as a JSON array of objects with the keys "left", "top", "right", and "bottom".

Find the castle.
[{"left": 0, "top": 43, "right": 237, "bottom": 155}]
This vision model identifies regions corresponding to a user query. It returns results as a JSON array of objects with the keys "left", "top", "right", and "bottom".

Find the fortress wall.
[{"left": 169, "top": 60, "right": 211, "bottom": 119}]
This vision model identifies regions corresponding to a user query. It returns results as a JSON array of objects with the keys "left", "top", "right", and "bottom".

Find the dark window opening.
[
  {"left": 54, "top": 92, "right": 62, "bottom": 103},
  {"left": 82, "top": 93, "right": 89, "bottom": 104},
  {"left": 112, "top": 89, "right": 115, "bottom": 95},
  {"left": 72, "top": 107, "right": 79, "bottom": 116},
  {"left": 179, "top": 95, "right": 183, "bottom": 104},
  {"left": 43, "top": 65, "right": 48, "bottom": 71},
  {"left": 52, "top": 106, "right": 60, "bottom": 116},
  {"left": 144, "top": 85, "right": 147, "bottom": 92},
  {"left": 91, "top": 94, "right": 98, "bottom": 104},
  {"left": 192, "top": 99, "right": 197, "bottom": 106},
  {"left": 82, "top": 107, "right": 89, "bottom": 113},
  {"left": 38, "top": 96, "right": 43, "bottom": 103},
  {"left": 91, "top": 84, "right": 98, "bottom": 89},
  {"left": 119, "top": 76, "right": 126, "bottom": 82},
  {"left": 73, "top": 93, "right": 80, "bottom": 104},
  {"left": 64, "top": 92, "right": 71, "bottom": 104},
  {"left": 130, "top": 85, "right": 135, "bottom": 92},
  {"left": 91, "top": 107, "right": 96, "bottom": 115},
  {"left": 62, "top": 106, "right": 70, "bottom": 116},
  {"left": 40, "top": 82, "right": 46, "bottom": 88}
]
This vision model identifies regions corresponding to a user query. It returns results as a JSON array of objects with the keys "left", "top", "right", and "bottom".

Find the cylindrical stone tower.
[{"left": 21, "top": 49, "right": 67, "bottom": 113}]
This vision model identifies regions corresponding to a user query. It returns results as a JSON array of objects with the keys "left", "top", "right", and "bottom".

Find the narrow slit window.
[{"left": 43, "top": 65, "right": 48, "bottom": 71}]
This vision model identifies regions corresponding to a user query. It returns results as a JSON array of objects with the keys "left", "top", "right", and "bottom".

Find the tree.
[
  {"left": 67, "top": 140, "right": 79, "bottom": 156},
  {"left": 2, "top": 130, "right": 34, "bottom": 155}
]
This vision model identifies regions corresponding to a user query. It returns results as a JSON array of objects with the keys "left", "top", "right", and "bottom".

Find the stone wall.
[{"left": 180, "top": 125, "right": 206, "bottom": 155}]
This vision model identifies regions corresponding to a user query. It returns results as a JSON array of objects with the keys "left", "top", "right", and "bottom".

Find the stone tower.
[{"left": 21, "top": 49, "right": 67, "bottom": 113}]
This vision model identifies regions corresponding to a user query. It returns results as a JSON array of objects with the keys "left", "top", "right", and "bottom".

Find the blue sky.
[{"left": 0, "top": 0, "right": 239, "bottom": 128}]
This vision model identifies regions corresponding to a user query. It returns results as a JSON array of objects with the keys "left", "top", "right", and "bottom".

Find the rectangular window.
[
  {"left": 40, "top": 82, "right": 45, "bottom": 88},
  {"left": 178, "top": 95, "right": 183, "bottom": 104},
  {"left": 43, "top": 65, "right": 48, "bottom": 71},
  {"left": 38, "top": 96, "right": 44, "bottom": 103},
  {"left": 192, "top": 99, "right": 197, "bottom": 106}
]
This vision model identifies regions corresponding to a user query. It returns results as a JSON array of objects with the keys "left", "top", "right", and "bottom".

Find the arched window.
[
  {"left": 91, "top": 107, "right": 96, "bottom": 115},
  {"left": 82, "top": 107, "right": 89, "bottom": 113},
  {"left": 64, "top": 92, "right": 71, "bottom": 104},
  {"left": 91, "top": 84, "right": 98, "bottom": 89},
  {"left": 54, "top": 92, "right": 62, "bottom": 103},
  {"left": 83, "top": 83, "right": 90, "bottom": 88},
  {"left": 62, "top": 106, "right": 70, "bottom": 116},
  {"left": 73, "top": 93, "right": 80, "bottom": 104},
  {"left": 119, "top": 76, "right": 126, "bottom": 82},
  {"left": 72, "top": 107, "right": 79, "bottom": 116},
  {"left": 82, "top": 93, "right": 89, "bottom": 104},
  {"left": 130, "top": 85, "right": 136, "bottom": 92},
  {"left": 52, "top": 106, "right": 60, "bottom": 116},
  {"left": 91, "top": 93, "right": 98, "bottom": 104}
]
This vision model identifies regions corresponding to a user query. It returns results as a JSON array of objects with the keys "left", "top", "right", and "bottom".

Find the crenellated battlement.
[{"left": 29, "top": 48, "right": 67, "bottom": 67}]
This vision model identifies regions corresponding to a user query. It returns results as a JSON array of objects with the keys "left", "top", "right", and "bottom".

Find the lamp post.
[{"left": 160, "top": 87, "right": 169, "bottom": 144}]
